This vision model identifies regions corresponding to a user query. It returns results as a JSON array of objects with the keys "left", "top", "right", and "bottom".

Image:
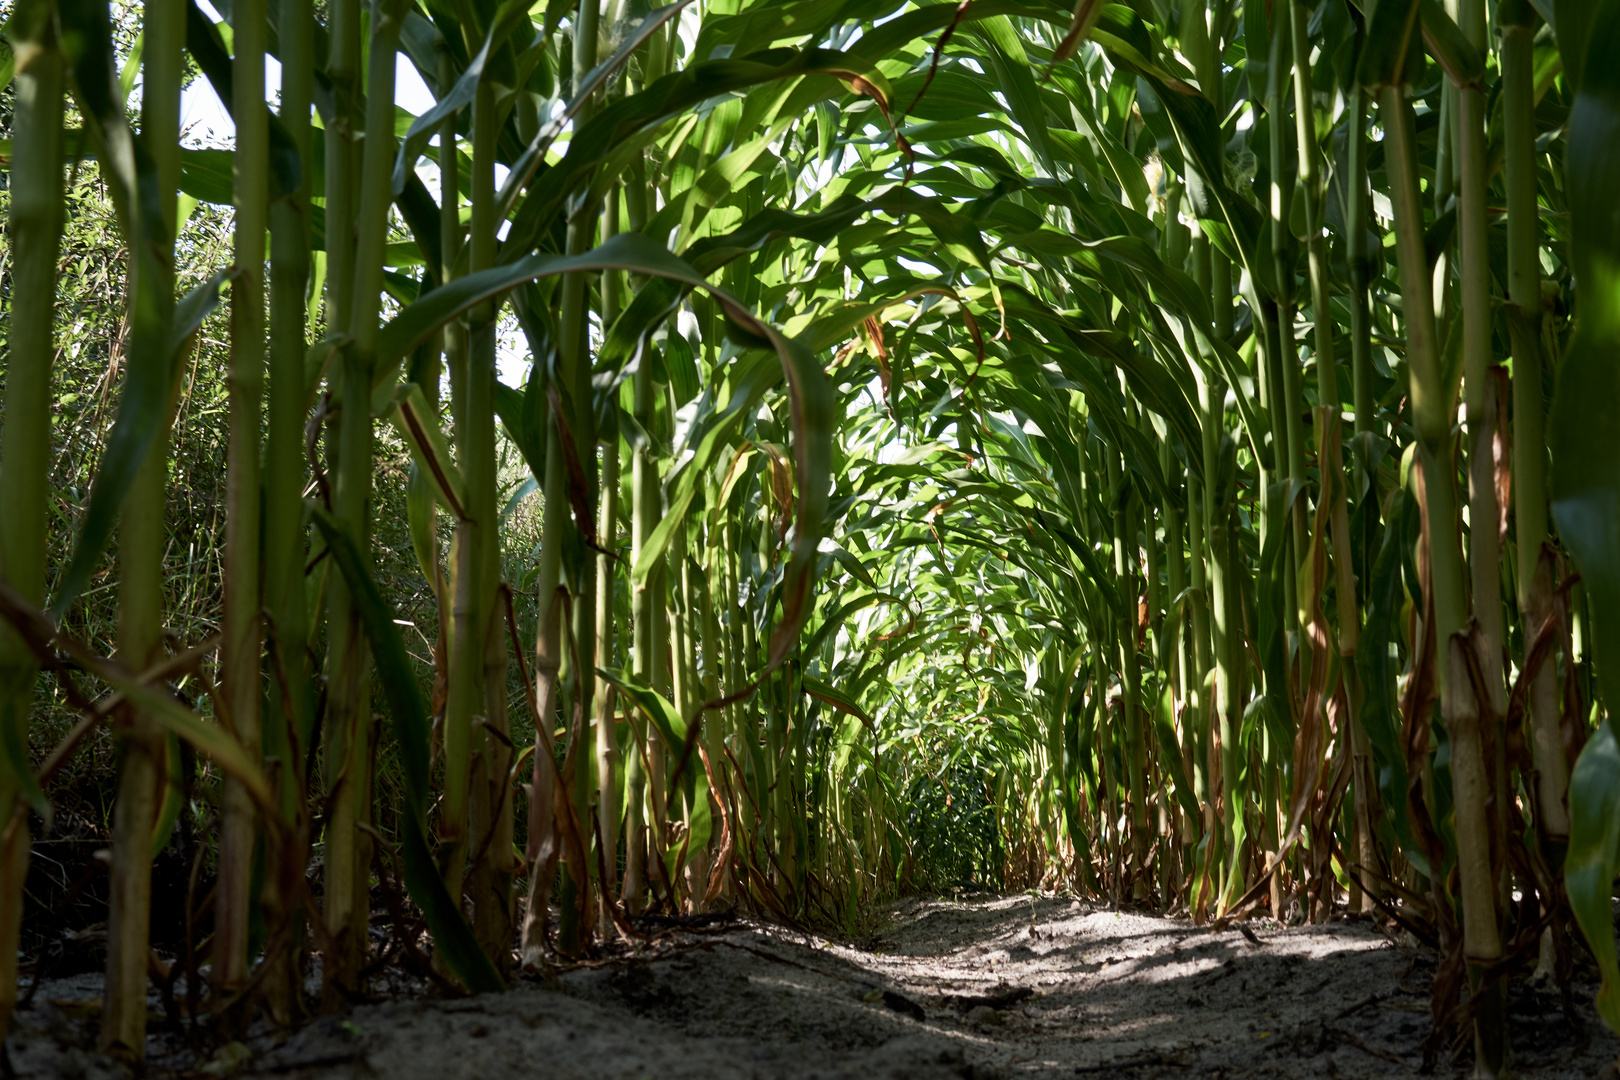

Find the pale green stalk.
[
  {"left": 434, "top": 42, "right": 462, "bottom": 781},
  {"left": 217, "top": 0, "right": 270, "bottom": 994},
  {"left": 102, "top": 0, "right": 180, "bottom": 1050},
  {"left": 668, "top": 473, "right": 705, "bottom": 899},
  {"left": 629, "top": 346, "right": 657, "bottom": 903},
  {"left": 762, "top": 512, "right": 794, "bottom": 899},
  {"left": 0, "top": 0, "right": 64, "bottom": 1038},
  {"left": 1161, "top": 443, "right": 1196, "bottom": 863},
  {"left": 441, "top": 181, "right": 482, "bottom": 920},
  {"left": 326, "top": 0, "right": 406, "bottom": 998},
  {"left": 1207, "top": 239, "right": 1250, "bottom": 915},
  {"left": 1186, "top": 461, "right": 1214, "bottom": 889},
  {"left": 1455, "top": 0, "right": 1503, "bottom": 708},
  {"left": 700, "top": 538, "right": 732, "bottom": 900},
  {"left": 617, "top": 85, "right": 653, "bottom": 915},
  {"left": 722, "top": 521, "right": 748, "bottom": 884},
  {"left": 262, "top": 0, "right": 314, "bottom": 1019},
  {"left": 1360, "top": 97, "right": 1464, "bottom": 667},
  {"left": 1341, "top": 78, "right": 1381, "bottom": 914},
  {"left": 1269, "top": 0, "right": 1306, "bottom": 574},
  {"left": 555, "top": 0, "right": 602, "bottom": 949},
  {"left": 670, "top": 523, "right": 707, "bottom": 901},
  {"left": 1289, "top": 0, "right": 1359, "bottom": 666},
  {"left": 318, "top": 0, "right": 364, "bottom": 1008},
  {"left": 1346, "top": 85, "right": 1375, "bottom": 446},
  {"left": 322, "top": 0, "right": 359, "bottom": 333},
  {"left": 595, "top": 432, "right": 622, "bottom": 929},
  {"left": 1247, "top": 216, "right": 1292, "bottom": 917},
  {"left": 1203, "top": 365, "right": 1242, "bottom": 911},
  {"left": 469, "top": 347, "right": 515, "bottom": 963},
  {"left": 1106, "top": 436, "right": 1148, "bottom": 900},
  {"left": 1433, "top": 84, "right": 1455, "bottom": 322},
  {"left": 1256, "top": 289, "right": 1300, "bottom": 634},
  {"left": 1189, "top": 230, "right": 1242, "bottom": 911},
  {"left": 787, "top": 661, "right": 808, "bottom": 903},
  {"left": 1451, "top": 0, "right": 1512, "bottom": 937},
  {"left": 452, "top": 33, "right": 513, "bottom": 964},
  {"left": 649, "top": 557, "right": 671, "bottom": 880},
  {"left": 1502, "top": 2, "right": 1568, "bottom": 845},
  {"left": 1143, "top": 457, "right": 1172, "bottom": 894},
  {"left": 1384, "top": 81, "right": 1503, "bottom": 1067},
  {"left": 593, "top": 189, "right": 623, "bottom": 932},
  {"left": 521, "top": 418, "right": 568, "bottom": 961}
]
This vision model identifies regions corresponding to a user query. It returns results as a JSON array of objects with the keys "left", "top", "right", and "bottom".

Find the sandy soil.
[{"left": 7, "top": 895, "right": 1618, "bottom": 1079}]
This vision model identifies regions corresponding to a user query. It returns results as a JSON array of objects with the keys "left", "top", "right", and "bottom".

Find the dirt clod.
[
  {"left": 880, "top": 989, "right": 926, "bottom": 1021},
  {"left": 965, "top": 1004, "right": 1002, "bottom": 1026}
]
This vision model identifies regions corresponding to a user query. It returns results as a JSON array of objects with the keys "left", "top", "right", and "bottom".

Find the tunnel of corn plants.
[{"left": 3, "top": 0, "right": 1620, "bottom": 1073}]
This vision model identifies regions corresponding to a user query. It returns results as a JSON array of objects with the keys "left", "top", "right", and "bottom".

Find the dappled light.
[{"left": 3, "top": 0, "right": 1620, "bottom": 1075}]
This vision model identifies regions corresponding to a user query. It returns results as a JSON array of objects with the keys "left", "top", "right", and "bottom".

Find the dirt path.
[{"left": 8, "top": 895, "right": 1618, "bottom": 1079}]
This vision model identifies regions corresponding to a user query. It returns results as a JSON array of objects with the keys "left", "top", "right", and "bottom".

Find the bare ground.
[{"left": 7, "top": 895, "right": 1618, "bottom": 1079}]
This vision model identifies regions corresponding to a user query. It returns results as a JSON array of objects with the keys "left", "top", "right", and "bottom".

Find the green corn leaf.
[
  {"left": 118, "top": 679, "right": 271, "bottom": 808},
  {"left": 182, "top": 0, "right": 301, "bottom": 196},
  {"left": 387, "top": 383, "right": 469, "bottom": 519},
  {"left": 975, "top": 18, "right": 1055, "bottom": 174},
  {"left": 803, "top": 592, "right": 901, "bottom": 660},
  {"left": 0, "top": 693, "right": 49, "bottom": 825},
  {"left": 754, "top": 328, "right": 835, "bottom": 672},
  {"left": 405, "top": 465, "right": 442, "bottom": 601},
  {"left": 803, "top": 675, "right": 877, "bottom": 730},
  {"left": 665, "top": 332, "right": 701, "bottom": 407},
  {"left": 1049, "top": 0, "right": 1110, "bottom": 70},
  {"left": 494, "top": 378, "right": 546, "bottom": 484},
  {"left": 1550, "top": 0, "right": 1620, "bottom": 738},
  {"left": 178, "top": 147, "right": 234, "bottom": 203},
  {"left": 391, "top": 16, "right": 497, "bottom": 196},
  {"left": 501, "top": 46, "right": 917, "bottom": 261},
  {"left": 1550, "top": 1, "right": 1620, "bottom": 1033},
  {"left": 826, "top": 543, "right": 878, "bottom": 590},
  {"left": 1566, "top": 721, "right": 1620, "bottom": 1033},
  {"left": 684, "top": 767, "right": 713, "bottom": 864},
  {"left": 378, "top": 233, "right": 721, "bottom": 366},
  {"left": 302, "top": 335, "right": 343, "bottom": 412},
  {"left": 385, "top": 231, "right": 833, "bottom": 674},
  {"left": 1357, "top": 0, "right": 1422, "bottom": 88},
  {"left": 634, "top": 482, "right": 703, "bottom": 583},
  {"left": 1122, "top": 67, "right": 1272, "bottom": 296},
  {"left": 309, "top": 506, "right": 505, "bottom": 995},
  {"left": 493, "top": 0, "right": 699, "bottom": 221},
  {"left": 1030, "top": 508, "right": 1123, "bottom": 617},
  {"left": 1418, "top": 0, "right": 1485, "bottom": 87},
  {"left": 149, "top": 733, "right": 184, "bottom": 859},
  {"left": 598, "top": 666, "right": 685, "bottom": 750},
  {"left": 633, "top": 360, "right": 781, "bottom": 582},
  {"left": 169, "top": 268, "right": 233, "bottom": 369},
  {"left": 1153, "top": 684, "right": 1202, "bottom": 824},
  {"left": 117, "top": 30, "right": 142, "bottom": 99}
]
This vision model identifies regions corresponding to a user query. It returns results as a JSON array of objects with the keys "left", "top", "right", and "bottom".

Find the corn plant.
[{"left": 2, "top": 0, "right": 1619, "bottom": 1070}]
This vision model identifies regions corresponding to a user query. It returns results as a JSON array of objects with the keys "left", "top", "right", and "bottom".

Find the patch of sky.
[{"left": 179, "top": 0, "right": 437, "bottom": 145}]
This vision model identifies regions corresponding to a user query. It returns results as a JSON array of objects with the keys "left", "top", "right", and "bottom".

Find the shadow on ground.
[{"left": 6, "top": 895, "right": 1617, "bottom": 1079}]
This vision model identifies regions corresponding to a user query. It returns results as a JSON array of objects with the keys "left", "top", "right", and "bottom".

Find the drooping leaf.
[
  {"left": 309, "top": 507, "right": 505, "bottom": 995},
  {"left": 387, "top": 383, "right": 468, "bottom": 519}
]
